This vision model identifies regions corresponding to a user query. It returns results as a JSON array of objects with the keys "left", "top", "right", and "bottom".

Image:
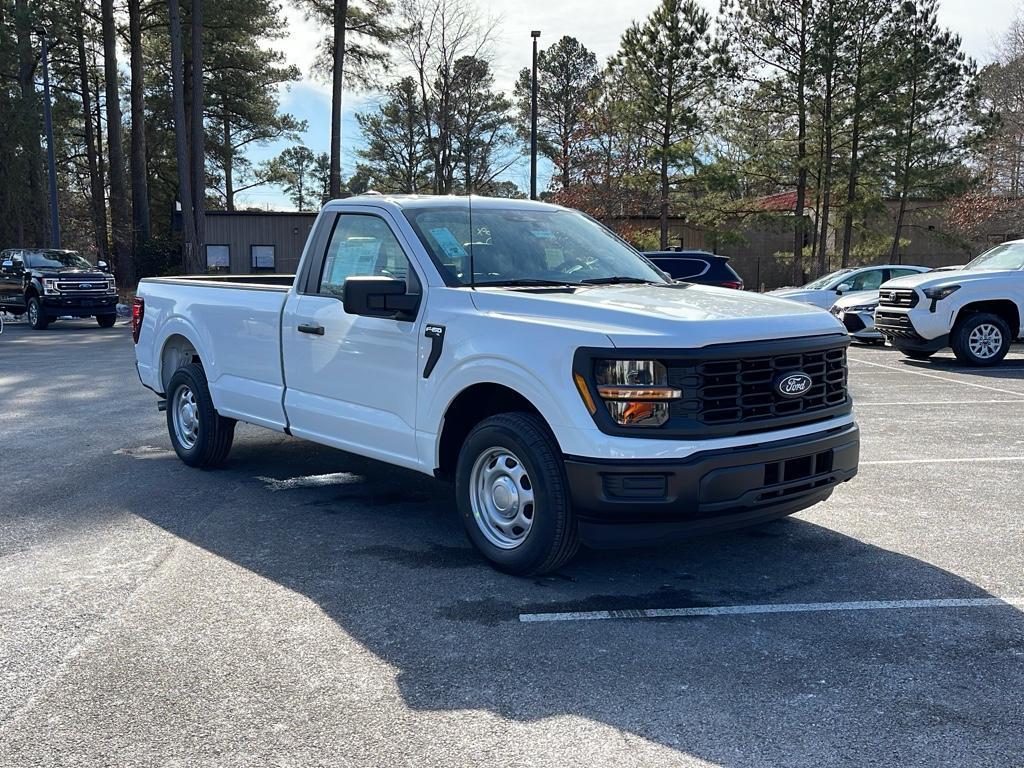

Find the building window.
[
  {"left": 206, "top": 244, "right": 230, "bottom": 272},
  {"left": 251, "top": 244, "right": 275, "bottom": 271}
]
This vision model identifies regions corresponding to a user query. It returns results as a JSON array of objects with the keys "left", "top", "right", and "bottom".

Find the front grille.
[
  {"left": 56, "top": 281, "right": 111, "bottom": 294},
  {"left": 878, "top": 289, "right": 919, "bottom": 308},
  {"left": 665, "top": 344, "right": 848, "bottom": 433},
  {"left": 875, "top": 311, "right": 921, "bottom": 339}
]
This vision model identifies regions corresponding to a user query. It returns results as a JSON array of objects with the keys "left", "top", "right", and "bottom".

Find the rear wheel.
[
  {"left": 96, "top": 314, "right": 116, "bottom": 328},
  {"left": 455, "top": 412, "right": 579, "bottom": 576},
  {"left": 951, "top": 313, "right": 1011, "bottom": 367},
  {"left": 166, "top": 362, "right": 236, "bottom": 468},
  {"left": 26, "top": 296, "right": 49, "bottom": 330}
]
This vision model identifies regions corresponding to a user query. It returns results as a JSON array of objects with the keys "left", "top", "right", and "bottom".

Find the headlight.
[
  {"left": 923, "top": 285, "right": 960, "bottom": 301},
  {"left": 43, "top": 278, "right": 60, "bottom": 294},
  {"left": 106, "top": 278, "right": 117, "bottom": 293},
  {"left": 847, "top": 303, "right": 878, "bottom": 313},
  {"left": 588, "top": 360, "right": 680, "bottom": 426}
]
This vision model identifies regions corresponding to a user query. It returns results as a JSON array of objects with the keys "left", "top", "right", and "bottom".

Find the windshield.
[
  {"left": 403, "top": 206, "right": 667, "bottom": 287},
  {"left": 964, "top": 242, "right": 1024, "bottom": 272},
  {"left": 802, "top": 268, "right": 854, "bottom": 290},
  {"left": 35, "top": 250, "right": 93, "bottom": 269}
]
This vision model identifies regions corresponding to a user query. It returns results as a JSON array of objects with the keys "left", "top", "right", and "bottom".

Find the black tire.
[
  {"left": 26, "top": 296, "right": 49, "bottom": 330},
  {"left": 951, "top": 312, "right": 1011, "bottom": 367},
  {"left": 455, "top": 412, "right": 579, "bottom": 576},
  {"left": 96, "top": 314, "right": 117, "bottom": 328},
  {"left": 165, "top": 362, "right": 236, "bottom": 468}
]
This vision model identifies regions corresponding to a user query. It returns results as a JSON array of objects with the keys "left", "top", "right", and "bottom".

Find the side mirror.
[
  {"left": 342, "top": 276, "right": 419, "bottom": 320},
  {"left": 836, "top": 282, "right": 852, "bottom": 295},
  {"left": 97, "top": 260, "right": 109, "bottom": 272}
]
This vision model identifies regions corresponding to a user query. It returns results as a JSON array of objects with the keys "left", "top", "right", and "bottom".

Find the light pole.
[
  {"left": 530, "top": 30, "right": 540, "bottom": 201},
  {"left": 37, "top": 28, "right": 61, "bottom": 249}
]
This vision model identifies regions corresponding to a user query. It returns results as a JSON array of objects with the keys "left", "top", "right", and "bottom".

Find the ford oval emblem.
[
  {"left": 775, "top": 372, "right": 812, "bottom": 398},
  {"left": 80, "top": 283, "right": 92, "bottom": 289}
]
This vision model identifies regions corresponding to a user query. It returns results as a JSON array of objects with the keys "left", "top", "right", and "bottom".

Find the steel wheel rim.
[
  {"left": 469, "top": 446, "right": 536, "bottom": 550},
  {"left": 28, "top": 301, "right": 37, "bottom": 325},
  {"left": 968, "top": 323, "right": 1002, "bottom": 359},
  {"left": 172, "top": 385, "right": 200, "bottom": 450}
]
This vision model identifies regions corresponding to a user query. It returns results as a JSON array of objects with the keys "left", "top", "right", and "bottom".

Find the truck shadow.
[{"left": 119, "top": 431, "right": 1024, "bottom": 765}]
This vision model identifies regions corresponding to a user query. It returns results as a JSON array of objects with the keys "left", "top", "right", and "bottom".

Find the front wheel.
[
  {"left": 951, "top": 313, "right": 1011, "bottom": 367},
  {"left": 166, "top": 362, "right": 236, "bottom": 468},
  {"left": 26, "top": 297, "right": 49, "bottom": 330},
  {"left": 455, "top": 412, "right": 579, "bottom": 576},
  {"left": 96, "top": 314, "right": 117, "bottom": 328}
]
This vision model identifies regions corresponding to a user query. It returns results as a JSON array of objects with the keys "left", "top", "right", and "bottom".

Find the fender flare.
[{"left": 155, "top": 316, "right": 211, "bottom": 394}]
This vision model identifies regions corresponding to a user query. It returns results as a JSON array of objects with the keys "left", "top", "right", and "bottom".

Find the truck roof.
[{"left": 323, "top": 194, "right": 565, "bottom": 213}]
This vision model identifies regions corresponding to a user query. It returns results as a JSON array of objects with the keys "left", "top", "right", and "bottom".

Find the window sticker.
[{"left": 430, "top": 227, "right": 468, "bottom": 259}]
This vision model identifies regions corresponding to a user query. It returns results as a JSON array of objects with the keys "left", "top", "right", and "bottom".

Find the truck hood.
[
  {"left": 882, "top": 268, "right": 1017, "bottom": 292},
  {"left": 470, "top": 283, "right": 844, "bottom": 348},
  {"left": 34, "top": 267, "right": 109, "bottom": 280}
]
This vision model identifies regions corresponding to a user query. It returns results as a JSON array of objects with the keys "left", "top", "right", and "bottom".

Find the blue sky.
[{"left": 235, "top": 0, "right": 1022, "bottom": 210}]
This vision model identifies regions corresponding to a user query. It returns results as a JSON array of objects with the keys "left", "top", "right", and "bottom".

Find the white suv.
[
  {"left": 770, "top": 265, "right": 928, "bottom": 309},
  {"left": 875, "top": 239, "right": 1024, "bottom": 366}
]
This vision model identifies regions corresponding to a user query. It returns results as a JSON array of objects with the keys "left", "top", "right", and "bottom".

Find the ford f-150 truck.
[
  {"left": 875, "top": 238, "right": 1024, "bottom": 366},
  {"left": 133, "top": 195, "right": 859, "bottom": 574}
]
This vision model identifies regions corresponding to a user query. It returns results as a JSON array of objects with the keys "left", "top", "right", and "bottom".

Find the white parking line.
[
  {"left": 860, "top": 456, "right": 1024, "bottom": 466},
  {"left": 848, "top": 357, "right": 1024, "bottom": 396},
  {"left": 257, "top": 472, "right": 364, "bottom": 491},
  {"left": 856, "top": 400, "right": 1024, "bottom": 406},
  {"left": 519, "top": 597, "right": 1024, "bottom": 623}
]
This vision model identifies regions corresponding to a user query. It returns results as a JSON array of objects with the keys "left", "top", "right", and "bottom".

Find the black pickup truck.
[{"left": 0, "top": 249, "right": 118, "bottom": 329}]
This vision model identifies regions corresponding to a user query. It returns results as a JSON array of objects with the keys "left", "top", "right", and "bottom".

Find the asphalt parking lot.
[{"left": 1, "top": 320, "right": 1022, "bottom": 767}]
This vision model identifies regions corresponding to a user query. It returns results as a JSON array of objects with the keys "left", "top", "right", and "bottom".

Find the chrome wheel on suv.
[
  {"left": 469, "top": 447, "right": 536, "bottom": 549},
  {"left": 967, "top": 323, "right": 1003, "bottom": 360}
]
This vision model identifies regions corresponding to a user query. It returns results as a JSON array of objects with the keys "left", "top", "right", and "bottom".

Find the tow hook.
[{"left": 157, "top": 398, "right": 167, "bottom": 412}]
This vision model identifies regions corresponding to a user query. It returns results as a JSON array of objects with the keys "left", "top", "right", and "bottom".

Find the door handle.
[{"left": 297, "top": 323, "right": 325, "bottom": 336}]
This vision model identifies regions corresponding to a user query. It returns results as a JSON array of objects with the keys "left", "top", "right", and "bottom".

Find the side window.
[
  {"left": 658, "top": 258, "right": 706, "bottom": 281},
  {"left": 849, "top": 269, "right": 884, "bottom": 291},
  {"left": 318, "top": 214, "right": 419, "bottom": 296},
  {"left": 206, "top": 245, "right": 230, "bottom": 272}
]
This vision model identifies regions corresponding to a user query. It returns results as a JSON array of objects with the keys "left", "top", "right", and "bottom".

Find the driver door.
[{"left": 282, "top": 210, "right": 425, "bottom": 469}]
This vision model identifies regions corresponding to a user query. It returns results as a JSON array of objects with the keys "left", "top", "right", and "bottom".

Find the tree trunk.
[
  {"left": 101, "top": 0, "right": 136, "bottom": 289},
  {"left": 841, "top": 34, "right": 866, "bottom": 267},
  {"left": 329, "top": 0, "right": 349, "bottom": 198},
  {"left": 128, "top": 0, "right": 151, "bottom": 247},
  {"left": 169, "top": 0, "right": 199, "bottom": 272},
  {"left": 890, "top": 79, "right": 919, "bottom": 264},
  {"left": 76, "top": 17, "right": 108, "bottom": 262},
  {"left": 817, "top": 43, "right": 835, "bottom": 277},
  {"left": 14, "top": 0, "right": 47, "bottom": 246},
  {"left": 223, "top": 116, "right": 235, "bottom": 210},
  {"left": 792, "top": 2, "right": 810, "bottom": 286},
  {"left": 190, "top": 0, "right": 205, "bottom": 253}
]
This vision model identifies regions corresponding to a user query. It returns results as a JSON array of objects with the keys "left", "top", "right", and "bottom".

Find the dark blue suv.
[{"left": 644, "top": 250, "right": 744, "bottom": 290}]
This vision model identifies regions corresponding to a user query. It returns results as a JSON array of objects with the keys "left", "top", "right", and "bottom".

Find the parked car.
[
  {"left": 875, "top": 239, "right": 1024, "bottom": 366},
  {"left": 133, "top": 195, "right": 859, "bottom": 575},
  {"left": 644, "top": 250, "right": 744, "bottom": 289},
  {"left": 0, "top": 248, "right": 117, "bottom": 329},
  {"left": 830, "top": 292, "right": 886, "bottom": 344},
  {"left": 770, "top": 265, "right": 929, "bottom": 308}
]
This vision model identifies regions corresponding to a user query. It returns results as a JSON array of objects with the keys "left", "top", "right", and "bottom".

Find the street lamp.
[
  {"left": 36, "top": 27, "right": 61, "bottom": 249},
  {"left": 530, "top": 30, "right": 540, "bottom": 201}
]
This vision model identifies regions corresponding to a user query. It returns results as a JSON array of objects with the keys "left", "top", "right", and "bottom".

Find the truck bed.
[{"left": 135, "top": 275, "right": 292, "bottom": 431}]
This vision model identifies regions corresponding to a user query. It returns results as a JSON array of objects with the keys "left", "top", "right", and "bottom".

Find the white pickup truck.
[
  {"left": 133, "top": 195, "right": 859, "bottom": 574},
  {"left": 875, "top": 239, "right": 1024, "bottom": 366}
]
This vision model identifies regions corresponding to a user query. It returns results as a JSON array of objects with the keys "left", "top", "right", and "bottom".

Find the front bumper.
[
  {"left": 41, "top": 294, "right": 117, "bottom": 316},
  {"left": 565, "top": 423, "right": 859, "bottom": 546},
  {"left": 874, "top": 308, "right": 950, "bottom": 351}
]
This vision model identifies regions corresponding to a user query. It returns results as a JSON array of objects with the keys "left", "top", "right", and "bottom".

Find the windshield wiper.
[
  {"left": 474, "top": 278, "right": 581, "bottom": 288},
  {"left": 579, "top": 276, "right": 661, "bottom": 285}
]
